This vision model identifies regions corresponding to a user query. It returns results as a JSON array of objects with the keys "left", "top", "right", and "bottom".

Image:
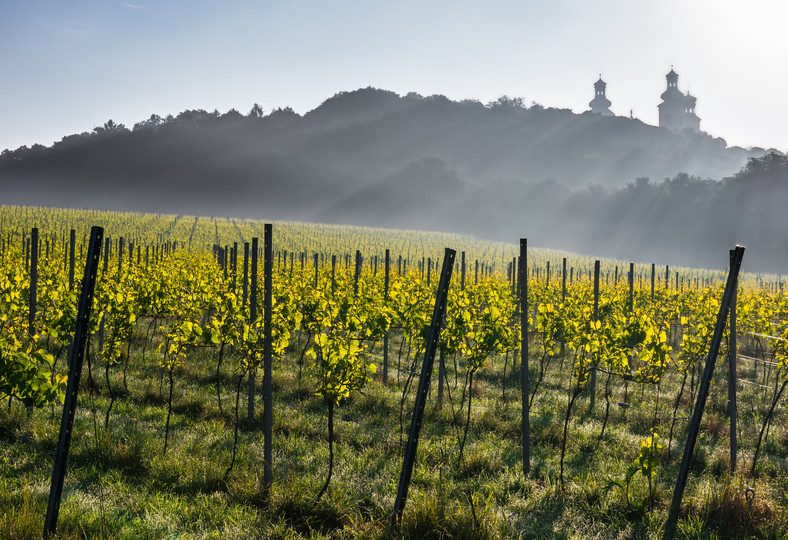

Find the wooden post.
[
  {"left": 666, "top": 246, "right": 745, "bottom": 536},
  {"left": 117, "top": 236, "right": 123, "bottom": 276},
  {"left": 314, "top": 253, "right": 319, "bottom": 288},
  {"left": 331, "top": 255, "right": 336, "bottom": 295},
  {"left": 511, "top": 257, "right": 517, "bottom": 295},
  {"left": 44, "top": 226, "right": 103, "bottom": 538},
  {"left": 354, "top": 251, "right": 362, "bottom": 296},
  {"left": 728, "top": 249, "right": 738, "bottom": 474},
  {"left": 651, "top": 263, "right": 655, "bottom": 301},
  {"left": 461, "top": 251, "right": 466, "bottom": 290},
  {"left": 392, "top": 248, "right": 455, "bottom": 529},
  {"left": 103, "top": 237, "right": 110, "bottom": 274},
  {"left": 560, "top": 258, "right": 567, "bottom": 360},
  {"left": 589, "top": 260, "right": 600, "bottom": 412},
  {"left": 69, "top": 229, "right": 76, "bottom": 290}
]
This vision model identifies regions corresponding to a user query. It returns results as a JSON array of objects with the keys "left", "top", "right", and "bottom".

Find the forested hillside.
[{"left": 2, "top": 87, "right": 785, "bottom": 271}]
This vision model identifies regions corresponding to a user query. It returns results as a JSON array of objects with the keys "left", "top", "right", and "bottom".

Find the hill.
[{"left": 2, "top": 87, "right": 785, "bottom": 271}]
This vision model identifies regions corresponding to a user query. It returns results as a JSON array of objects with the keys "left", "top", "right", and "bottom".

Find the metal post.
[
  {"left": 248, "top": 238, "right": 258, "bottom": 426},
  {"left": 383, "top": 249, "right": 390, "bottom": 384},
  {"left": 29, "top": 228, "right": 38, "bottom": 336},
  {"left": 520, "top": 239, "right": 530, "bottom": 477},
  {"left": 263, "top": 226, "right": 273, "bottom": 490},
  {"left": 242, "top": 242, "right": 249, "bottom": 308}
]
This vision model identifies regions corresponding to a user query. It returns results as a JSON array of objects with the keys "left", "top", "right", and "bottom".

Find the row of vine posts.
[{"left": 36, "top": 220, "right": 749, "bottom": 537}]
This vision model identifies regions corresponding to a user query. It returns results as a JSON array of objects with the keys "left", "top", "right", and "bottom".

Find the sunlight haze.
[{"left": 2, "top": 0, "right": 787, "bottom": 153}]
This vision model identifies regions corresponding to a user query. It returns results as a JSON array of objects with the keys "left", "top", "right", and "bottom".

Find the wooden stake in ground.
[
  {"left": 728, "top": 249, "right": 738, "bottom": 475},
  {"left": 665, "top": 245, "right": 744, "bottom": 538},
  {"left": 44, "top": 226, "right": 104, "bottom": 538},
  {"left": 392, "top": 248, "right": 455, "bottom": 530},
  {"left": 588, "top": 260, "right": 600, "bottom": 413}
]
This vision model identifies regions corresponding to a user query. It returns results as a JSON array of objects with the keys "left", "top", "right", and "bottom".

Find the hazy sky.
[{"left": 3, "top": 1, "right": 787, "bottom": 153}]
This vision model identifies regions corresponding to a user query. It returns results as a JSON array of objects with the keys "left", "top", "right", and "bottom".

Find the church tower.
[
  {"left": 682, "top": 91, "right": 700, "bottom": 132},
  {"left": 658, "top": 68, "right": 700, "bottom": 132},
  {"left": 588, "top": 76, "right": 613, "bottom": 116}
]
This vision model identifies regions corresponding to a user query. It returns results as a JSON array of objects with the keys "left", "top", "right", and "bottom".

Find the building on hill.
[
  {"left": 658, "top": 68, "right": 700, "bottom": 132},
  {"left": 588, "top": 76, "right": 613, "bottom": 116}
]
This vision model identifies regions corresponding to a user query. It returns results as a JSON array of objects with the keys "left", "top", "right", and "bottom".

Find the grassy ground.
[{"left": 1, "top": 326, "right": 787, "bottom": 539}]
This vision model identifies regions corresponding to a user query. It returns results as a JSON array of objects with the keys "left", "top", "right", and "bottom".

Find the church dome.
[
  {"left": 589, "top": 95, "right": 612, "bottom": 110},
  {"left": 660, "top": 86, "right": 684, "bottom": 101}
]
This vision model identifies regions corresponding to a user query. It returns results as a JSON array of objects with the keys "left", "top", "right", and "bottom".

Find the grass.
[{"left": 2, "top": 325, "right": 788, "bottom": 539}]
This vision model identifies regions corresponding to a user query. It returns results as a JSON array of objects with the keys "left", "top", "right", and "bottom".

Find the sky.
[{"left": 2, "top": 0, "right": 788, "bottom": 153}]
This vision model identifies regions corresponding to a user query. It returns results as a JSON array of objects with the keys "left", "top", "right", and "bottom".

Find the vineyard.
[{"left": 1, "top": 205, "right": 788, "bottom": 539}]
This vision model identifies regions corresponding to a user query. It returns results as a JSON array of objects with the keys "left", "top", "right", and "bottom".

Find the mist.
[{"left": 0, "top": 88, "right": 783, "bottom": 272}]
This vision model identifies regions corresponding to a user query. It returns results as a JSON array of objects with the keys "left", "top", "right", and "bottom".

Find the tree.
[
  {"left": 488, "top": 95, "right": 525, "bottom": 109},
  {"left": 221, "top": 109, "right": 243, "bottom": 121},
  {"left": 248, "top": 103, "right": 264, "bottom": 118},
  {"left": 93, "top": 119, "right": 128, "bottom": 136},
  {"left": 133, "top": 114, "right": 163, "bottom": 131},
  {"left": 730, "top": 152, "right": 788, "bottom": 184}
]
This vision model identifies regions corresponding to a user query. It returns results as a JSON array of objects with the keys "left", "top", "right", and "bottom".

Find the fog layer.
[{"left": 0, "top": 88, "right": 781, "bottom": 272}]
